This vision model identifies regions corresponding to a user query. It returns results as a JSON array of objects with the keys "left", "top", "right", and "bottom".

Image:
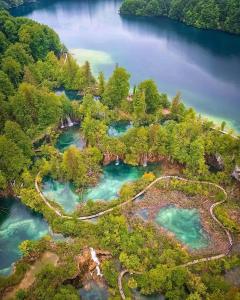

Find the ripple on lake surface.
[
  {"left": 155, "top": 205, "right": 209, "bottom": 249},
  {"left": 0, "top": 198, "right": 49, "bottom": 276}
]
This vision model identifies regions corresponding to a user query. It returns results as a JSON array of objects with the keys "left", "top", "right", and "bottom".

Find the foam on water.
[
  {"left": 155, "top": 205, "right": 209, "bottom": 249},
  {"left": 0, "top": 198, "right": 49, "bottom": 275}
]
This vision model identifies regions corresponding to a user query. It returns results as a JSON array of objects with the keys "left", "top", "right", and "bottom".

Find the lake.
[{"left": 11, "top": 0, "right": 240, "bottom": 131}]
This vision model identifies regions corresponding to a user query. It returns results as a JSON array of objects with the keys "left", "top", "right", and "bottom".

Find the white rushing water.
[
  {"left": 90, "top": 247, "right": 103, "bottom": 277},
  {"left": 66, "top": 115, "right": 74, "bottom": 127},
  {"left": 115, "top": 155, "right": 120, "bottom": 166}
]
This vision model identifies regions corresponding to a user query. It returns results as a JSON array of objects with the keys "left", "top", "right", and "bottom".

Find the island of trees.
[
  {"left": 120, "top": 0, "right": 240, "bottom": 35},
  {"left": 0, "top": 9, "right": 240, "bottom": 300}
]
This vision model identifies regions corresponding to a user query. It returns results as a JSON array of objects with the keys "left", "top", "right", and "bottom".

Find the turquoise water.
[
  {"left": 11, "top": 0, "right": 240, "bottom": 131},
  {"left": 108, "top": 122, "right": 132, "bottom": 137},
  {"left": 79, "top": 281, "right": 109, "bottom": 300},
  {"left": 155, "top": 206, "right": 209, "bottom": 249},
  {"left": 0, "top": 197, "right": 49, "bottom": 276},
  {"left": 55, "top": 126, "right": 85, "bottom": 152},
  {"left": 42, "top": 178, "right": 80, "bottom": 213},
  {"left": 133, "top": 290, "right": 165, "bottom": 300},
  {"left": 42, "top": 163, "right": 160, "bottom": 212},
  {"left": 55, "top": 88, "right": 82, "bottom": 101},
  {"left": 84, "top": 162, "right": 146, "bottom": 201}
]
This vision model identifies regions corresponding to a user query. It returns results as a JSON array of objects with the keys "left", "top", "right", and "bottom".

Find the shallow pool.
[
  {"left": 55, "top": 126, "right": 85, "bottom": 152},
  {"left": 42, "top": 178, "right": 80, "bottom": 213},
  {"left": 108, "top": 121, "right": 132, "bottom": 137},
  {"left": 155, "top": 205, "right": 209, "bottom": 249},
  {"left": 42, "top": 163, "right": 161, "bottom": 213}
]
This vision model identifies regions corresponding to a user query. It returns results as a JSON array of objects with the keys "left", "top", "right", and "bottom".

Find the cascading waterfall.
[
  {"left": 66, "top": 115, "right": 74, "bottom": 127},
  {"left": 90, "top": 247, "right": 103, "bottom": 277},
  {"left": 143, "top": 154, "right": 148, "bottom": 167},
  {"left": 60, "top": 119, "right": 64, "bottom": 129},
  {"left": 115, "top": 155, "right": 120, "bottom": 166}
]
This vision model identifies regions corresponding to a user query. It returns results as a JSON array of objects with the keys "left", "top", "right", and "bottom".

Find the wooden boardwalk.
[{"left": 35, "top": 173, "right": 233, "bottom": 300}]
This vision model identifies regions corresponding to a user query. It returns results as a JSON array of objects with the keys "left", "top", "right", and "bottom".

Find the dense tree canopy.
[
  {"left": 120, "top": 0, "right": 240, "bottom": 34},
  {"left": 0, "top": 10, "right": 240, "bottom": 300}
]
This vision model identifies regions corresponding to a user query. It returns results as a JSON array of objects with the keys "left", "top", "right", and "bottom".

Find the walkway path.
[
  {"left": 114, "top": 177, "right": 233, "bottom": 299},
  {"left": 35, "top": 174, "right": 233, "bottom": 299}
]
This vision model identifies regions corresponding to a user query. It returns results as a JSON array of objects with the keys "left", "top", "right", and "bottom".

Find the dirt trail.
[{"left": 3, "top": 251, "right": 59, "bottom": 300}]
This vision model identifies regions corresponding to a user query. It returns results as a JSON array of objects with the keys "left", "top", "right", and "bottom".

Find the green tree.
[
  {"left": 0, "top": 70, "right": 14, "bottom": 97},
  {"left": 10, "top": 83, "right": 63, "bottom": 134},
  {"left": 4, "top": 42, "right": 33, "bottom": 67},
  {"left": 0, "top": 31, "right": 8, "bottom": 54},
  {"left": 138, "top": 80, "right": 160, "bottom": 113},
  {"left": 0, "top": 135, "right": 29, "bottom": 183},
  {"left": 62, "top": 146, "right": 86, "bottom": 185},
  {"left": 19, "top": 22, "right": 61, "bottom": 60},
  {"left": 81, "top": 60, "right": 95, "bottom": 89},
  {"left": 4, "top": 120, "right": 33, "bottom": 158},
  {"left": 133, "top": 90, "right": 146, "bottom": 121},
  {"left": 1, "top": 56, "right": 22, "bottom": 86},
  {"left": 103, "top": 66, "right": 130, "bottom": 108},
  {"left": 98, "top": 71, "right": 105, "bottom": 96}
]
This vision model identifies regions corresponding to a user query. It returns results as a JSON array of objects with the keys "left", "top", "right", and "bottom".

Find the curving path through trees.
[
  {"left": 35, "top": 173, "right": 233, "bottom": 299},
  {"left": 116, "top": 177, "right": 233, "bottom": 299}
]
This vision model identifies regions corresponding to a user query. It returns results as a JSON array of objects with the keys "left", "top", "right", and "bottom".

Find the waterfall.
[
  {"left": 60, "top": 119, "right": 65, "bottom": 129},
  {"left": 64, "top": 53, "right": 68, "bottom": 64},
  {"left": 90, "top": 247, "right": 103, "bottom": 277},
  {"left": 143, "top": 154, "right": 147, "bottom": 167},
  {"left": 115, "top": 155, "right": 120, "bottom": 166},
  {"left": 66, "top": 115, "right": 74, "bottom": 127}
]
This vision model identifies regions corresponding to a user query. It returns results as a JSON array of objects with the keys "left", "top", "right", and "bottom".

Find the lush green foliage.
[
  {"left": 0, "top": 10, "right": 240, "bottom": 300},
  {"left": 120, "top": 0, "right": 240, "bottom": 34}
]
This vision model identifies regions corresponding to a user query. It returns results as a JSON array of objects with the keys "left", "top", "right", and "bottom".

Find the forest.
[
  {"left": 0, "top": 0, "right": 34, "bottom": 9},
  {"left": 120, "top": 0, "right": 240, "bottom": 34},
  {"left": 0, "top": 9, "right": 240, "bottom": 300}
]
